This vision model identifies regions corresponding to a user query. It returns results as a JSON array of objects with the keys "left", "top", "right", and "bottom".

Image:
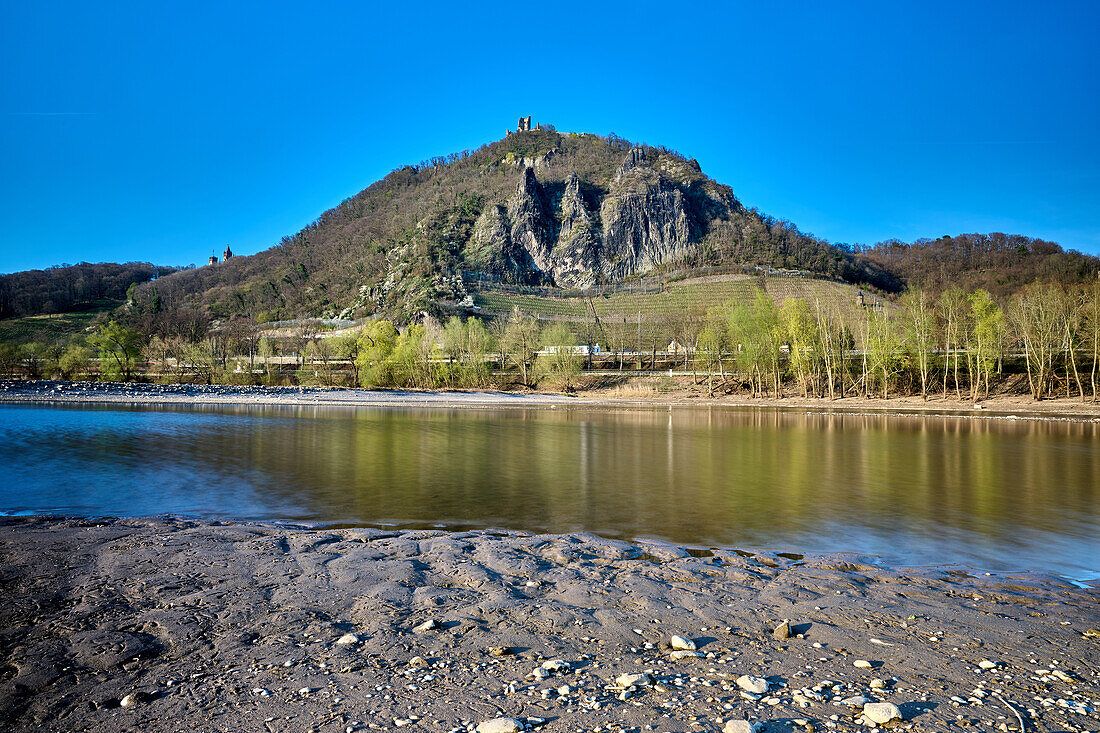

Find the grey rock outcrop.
[
  {"left": 550, "top": 173, "right": 600, "bottom": 288},
  {"left": 468, "top": 204, "right": 536, "bottom": 282},
  {"left": 508, "top": 167, "right": 554, "bottom": 277},
  {"left": 599, "top": 157, "right": 693, "bottom": 281},
  {"left": 615, "top": 146, "right": 649, "bottom": 180},
  {"left": 466, "top": 147, "right": 733, "bottom": 288}
]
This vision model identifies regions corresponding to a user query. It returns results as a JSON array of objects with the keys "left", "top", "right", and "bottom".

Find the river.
[{"left": 2, "top": 403, "right": 1097, "bottom": 579}]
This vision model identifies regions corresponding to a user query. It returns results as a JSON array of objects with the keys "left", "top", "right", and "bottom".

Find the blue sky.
[{"left": 1, "top": 1, "right": 1098, "bottom": 273}]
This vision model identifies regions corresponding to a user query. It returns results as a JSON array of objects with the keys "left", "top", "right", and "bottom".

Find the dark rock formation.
[
  {"left": 615, "top": 146, "right": 648, "bottom": 180},
  {"left": 599, "top": 155, "right": 694, "bottom": 281},
  {"left": 551, "top": 173, "right": 601, "bottom": 288},
  {"left": 507, "top": 167, "right": 554, "bottom": 278},
  {"left": 481, "top": 149, "right": 711, "bottom": 287},
  {"left": 467, "top": 205, "right": 537, "bottom": 282}
]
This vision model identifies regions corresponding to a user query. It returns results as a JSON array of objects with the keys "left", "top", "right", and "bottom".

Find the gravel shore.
[
  {"left": 0, "top": 380, "right": 575, "bottom": 410},
  {"left": 1, "top": 518, "right": 1097, "bottom": 732},
  {"left": 3, "top": 380, "right": 1100, "bottom": 422}
]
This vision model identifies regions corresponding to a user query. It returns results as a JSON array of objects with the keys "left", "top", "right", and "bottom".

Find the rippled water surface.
[{"left": 2, "top": 403, "right": 1097, "bottom": 578}]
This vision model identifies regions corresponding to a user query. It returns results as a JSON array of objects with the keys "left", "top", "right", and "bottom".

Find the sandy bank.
[
  {"left": 1, "top": 518, "right": 1097, "bottom": 732},
  {"left": 2, "top": 380, "right": 1100, "bottom": 422}
]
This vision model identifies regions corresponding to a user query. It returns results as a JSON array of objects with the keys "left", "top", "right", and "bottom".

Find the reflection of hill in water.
[{"left": 2, "top": 404, "right": 1098, "bottom": 578}]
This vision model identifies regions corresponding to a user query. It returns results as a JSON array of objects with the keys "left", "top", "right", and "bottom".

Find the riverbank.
[
  {"left": 2, "top": 379, "right": 1100, "bottom": 421},
  {"left": 1, "top": 518, "right": 1097, "bottom": 732}
]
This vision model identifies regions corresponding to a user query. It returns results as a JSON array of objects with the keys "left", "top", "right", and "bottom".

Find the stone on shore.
[
  {"left": 773, "top": 620, "right": 791, "bottom": 639},
  {"left": 541, "top": 659, "right": 570, "bottom": 674},
  {"left": 736, "top": 675, "right": 769, "bottom": 694},
  {"left": 335, "top": 633, "right": 359, "bottom": 645},
  {"left": 413, "top": 618, "right": 439, "bottom": 632},
  {"left": 723, "top": 720, "right": 759, "bottom": 733},
  {"left": 616, "top": 672, "right": 654, "bottom": 688},
  {"left": 854, "top": 659, "right": 873, "bottom": 669},
  {"left": 670, "top": 649, "right": 703, "bottom": 660},
  {"left": 863, "top": 702, "right": 903, "bottom": 725},
  {"left": 476, "top": 718, "right": 525, "bottom": 733},
  {"left": 670, "top": 635, "right": 696, "bottom": 651}
]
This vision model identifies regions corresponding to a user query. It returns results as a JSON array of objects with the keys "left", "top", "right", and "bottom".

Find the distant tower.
[
  {"left": 856, "top": 289, "right": 865, "bottom": 308},
  {"left": 223, "top": 244, "right": 233, "bottom": 260},
  {"left": 518, "top": 115, "right": 532, "bottom": 132},
  {"left": 208, "top": 253, "right": 218, "bottom": 266}
]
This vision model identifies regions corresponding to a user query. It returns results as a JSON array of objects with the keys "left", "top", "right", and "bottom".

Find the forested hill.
[
  {"left": 854, "top": 234, "right": 1100, "bottom": 298},
  {"left": 0, "top": 262, "right": 178, "bottom": 319},
  {"left": 128, "top": 129, "right": 896, "bottom": 328}
]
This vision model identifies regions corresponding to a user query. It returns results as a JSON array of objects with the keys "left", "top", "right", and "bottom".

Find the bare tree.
[
  {"left": 938, "top": 287, "right": 967, "bottom": 398},
  {"left": 900, "top": 289, "right": 936, "bottom": 399},
  {"left": 1009, "top": 283, "right": 1061, "bottom": 400}
]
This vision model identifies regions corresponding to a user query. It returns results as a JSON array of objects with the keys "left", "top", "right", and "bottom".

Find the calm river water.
[{"left": 1, "top": 403, "right": 1097, "bottom": 579}]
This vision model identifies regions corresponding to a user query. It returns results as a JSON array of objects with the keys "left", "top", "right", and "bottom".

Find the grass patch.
[{"left": 0, "top": 300, "right": 120, "bottom": 346}]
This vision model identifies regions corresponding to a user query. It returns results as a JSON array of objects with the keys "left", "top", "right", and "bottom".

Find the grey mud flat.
[{"left": 1, "top": 518, "right": 1098, "bottom": 733}]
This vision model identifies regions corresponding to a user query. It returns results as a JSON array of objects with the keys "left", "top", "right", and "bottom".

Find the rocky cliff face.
[
  {"left": 468, "top": 147, "right": 731, "bottom": 288},
  {"left": 598, "top": 150, "right": 694, "bottom": 282},
  {"left": 507, "top": 167, "right": 554, "bottom": 279},
  {"left": 467, "top": 204, "right": 535, "bottom": 283},
  {"left": 550, "top": 173, "right": 600, "bottom": 288}
]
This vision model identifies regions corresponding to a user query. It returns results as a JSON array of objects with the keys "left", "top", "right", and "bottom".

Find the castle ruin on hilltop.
[{"left": 506, "top": 116, "right": 539, "bottom": 136}]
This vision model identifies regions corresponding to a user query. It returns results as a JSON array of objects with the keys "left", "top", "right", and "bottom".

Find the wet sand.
[{"left": 1, "top": 518, "right": 1097, "bottom": 732}]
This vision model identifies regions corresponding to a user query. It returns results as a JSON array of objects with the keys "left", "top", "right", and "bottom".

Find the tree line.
[
  {"left": 4, "top": 280, "right": 1100, "bottom": 402},
  {"left": 693, "top": 280, "right": 1100, "bottom": 401},
  {"left": 853, "top": 233, "right": 1100, "bottom": 298},
  {"left": 0, "top": 308, "right": 586, "bottom": 392},
  {"left": 0, "top": 262, "right": 178, "bottom": 318}
]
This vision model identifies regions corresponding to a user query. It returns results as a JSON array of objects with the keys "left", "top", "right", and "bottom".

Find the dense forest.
[
  {"left": 0, "top": 262, "right": 178, "bottom": 318},
  {"left": 854, "top": 234, "right": 1099, "bottom": 298}
]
